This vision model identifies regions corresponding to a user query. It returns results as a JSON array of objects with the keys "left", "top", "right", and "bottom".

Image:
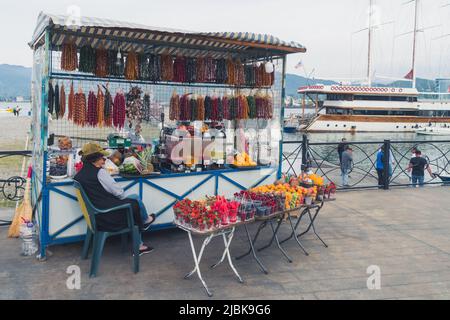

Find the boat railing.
[{"left": 418, "top": 93, "right": 450, "bottom": 102}]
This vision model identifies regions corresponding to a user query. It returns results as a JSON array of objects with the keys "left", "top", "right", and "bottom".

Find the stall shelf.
[{"left": 29, "top": 12, "right": 306, "bottom": 259}]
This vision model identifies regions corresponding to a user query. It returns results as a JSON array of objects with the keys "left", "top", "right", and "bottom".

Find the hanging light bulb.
[
  {"left": 265, "top": 61, "right": 274, "bottom": 74},
  {"left": 256, "top": 61, "right": 261, "bottom": 67},
  {"left": 116, "top": 48, "right": 122, "bottom": 66}
]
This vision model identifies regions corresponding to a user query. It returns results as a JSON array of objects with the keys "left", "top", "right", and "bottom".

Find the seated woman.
[{"left": 74, "top": 143, "right": 155, "bottom": 256}]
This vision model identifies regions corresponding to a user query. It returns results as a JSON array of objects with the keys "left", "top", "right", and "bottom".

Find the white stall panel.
[
  {"left": 183, "top": 178, "right": 215, "bottom": 200},
  {"left": 150, "top": 175, "right": 211, "bottom": 197},
  {"left": 141, "top": 183, "right": 175, "bottom": 211},
  {"left": 217, "top": 177, "right": 244, "bottom": 199},
  {"left": 48, "top": 189, "right": 86, "bottom": 238},
  {"left": 221, "top": 168, "right": 277, "bottom": 189}
]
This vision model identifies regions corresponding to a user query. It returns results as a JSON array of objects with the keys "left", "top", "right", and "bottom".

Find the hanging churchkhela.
[
  {"left": 226, "top": 59, "right": 235, "bottom": 85},
  {"left": 61, "top": 43, "right": 78, "bottom": 71},
  {"left": 142, "top": 93, "right": 151, "bottom": 122},
  {"left": 87, "top": 90, "right": 98, "bottom": 127},
  {"left": 68, "top": 83, "right": 75, "bottom": 121},
  {"left": 196, "top": 95, "right": 205, "bottom": 121},
  {"left": 95, "top": 49, "right": 108, "bottom": 78},
  {"left": 205, "top": 57, "right": 216, "bottom": 83},
  {"left": 103, "top": 86, "right": 113, "bottom": 127},
  {"left": 48, "top": 81, "right": 55, "bottom": 115},
  {"left": 179, "top": 94, "right": 190, "bottom": 121},
  {"left": 216, "top": 59, "right": 227, "bottom": 84},
  {"left": 210, "top": 97, "right": 220, "bottom": 121},
  {"left": 97, "top": 86, "right": 105, "bottom": 128},
  {"left": 185, "top": 57, "right": 196, "bottom": 83},
  {"left": 125, "top": 86, "right": 143, "bottom": 128},
  {"left": 169, "top": 91, "right": 180, "bottom": 121},
  {"left": 247, "top": 95, "right": 257, "bottom": 119},
  {"left": 124, "top": 52, "right": 139, "bottom": 80},
  {"left": 196, "top": 58, "right": 206, "bottom": 83},
  {"left": 59, "top": 84, "right": 66, "bottom": 119},
  {"left": 255, "top": 93, "right": 273, "bottom": 119},
  {"left": 222, "top": 95, "right": 230, "bottom": 120},
  {"left": 54, "top": 83, "right": 60, "bottom": 119},
  {"left": 108, "top": 50, "right": 123, "bottom": 77},
  {"left": 173, "top": 56, "right": 186, "bottom": 83},
  {"left": 235, "top": 60, "right": 245, "bottom": 86},
  {"left": 161, "top": 54, "right": 174, "bottom": 81},
  {"left": 148, "top": 54, "right": 161, "bottom": 81},
  {"left": 113, "top": 92, "right": 126, "bottom": 129},
  {"left": 204, "top": 95, "right": 212, "bottom": 121},
  {"left": 74, "top": 88, "right": 87, "bottom": 127},
  {"left": 244, "top": 64, "right": 256, "bottom": 87},
  {"left": 139, "top": 54, "right": 150, "bottom": 80},
  {"left": 190, "top": 95, "right": 197, "bottom": 122},
  {"left": 79, "top": 45, "right": 96, "bottom": 73}
]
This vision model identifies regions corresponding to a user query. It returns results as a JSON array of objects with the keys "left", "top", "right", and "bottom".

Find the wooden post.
[
  {"left": 302, "top": 94, "right": 305, "bottom": 121},
  {"left": 315, "top": 94, "right": 318, "bottom": 117}
]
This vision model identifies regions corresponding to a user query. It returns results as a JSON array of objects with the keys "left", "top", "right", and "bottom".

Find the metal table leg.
[
  {"left": 286, "top": 210, "right": 309, "bottom": 256},
  {"left": 235, "top": 223, "right": 268, "bottom": 274},
  {"left": 297, "top": 202, "right": 328, "bottom": 247},
  {"left": 211, "top": 228, "right": 244, "bottom": 283},
  {"left": 269, "top": 220, "right": 293, "bottom": 263},
  {"left": 306, "top": 208, "right": 328, "bottom": 248},
  {"left": 184, "top": 231, "right": 213, "bottom": 297},
  {"left": 257, "top": 218, "right": 282, "bottom": 252},
  {"left": 210, "top": 229, "right": 232, "bottom": 269},
  {"left": 279, "top": 207, "right": 309, "bottom": 245}
]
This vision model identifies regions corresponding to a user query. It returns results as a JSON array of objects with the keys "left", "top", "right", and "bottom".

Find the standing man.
[
  {"left": 407, "top": 150, "right": 435, "bottom": 187},
  {"left": 375, "top": 145, "right": 395, "bottom": 188},
  {"left": 337, "top": 138, "right": 347, "bottom": 164},
  {"left": 340, "top": 146, "right": 353, "bottom": 187}
]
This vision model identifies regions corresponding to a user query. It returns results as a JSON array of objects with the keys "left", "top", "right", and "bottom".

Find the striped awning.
[{"left": 30, "top": 12, "right": 306, "bottom": 58}]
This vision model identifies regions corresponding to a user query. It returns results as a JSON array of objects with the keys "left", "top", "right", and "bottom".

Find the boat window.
[
  {"left": 353, "top": 95, "right": 415, "bottom": 102},
  {"left": 326, "top": 94, "right": 353, "bottom": 101}
]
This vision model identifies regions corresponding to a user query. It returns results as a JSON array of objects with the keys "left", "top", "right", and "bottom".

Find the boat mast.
[
  {"left": 367, "top": 0, "right": 373, "bottom": 87},
  {"left": 411, "top": 0, "right": 419, "bottom": 89}
]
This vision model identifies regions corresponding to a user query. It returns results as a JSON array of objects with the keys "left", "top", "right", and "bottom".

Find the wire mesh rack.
[{"left": 47, "top": 50, "right": 284, "bottom": 166}]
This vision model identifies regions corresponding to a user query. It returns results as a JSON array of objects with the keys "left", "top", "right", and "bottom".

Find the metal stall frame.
[{"left": 29, "top": 13, "right": 306, "bottom": 259}]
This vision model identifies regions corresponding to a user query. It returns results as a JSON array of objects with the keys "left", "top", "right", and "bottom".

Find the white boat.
[
  {"left": 415, "top": 126, "right": 450, "bottom": 136},
  {"left": 298, "top": 85, "right": 450, "bottom": 132}
]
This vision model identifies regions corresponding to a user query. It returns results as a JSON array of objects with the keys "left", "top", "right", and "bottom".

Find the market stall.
[{"left": 29, "top": 13, "right": 307, "bottom": 259}]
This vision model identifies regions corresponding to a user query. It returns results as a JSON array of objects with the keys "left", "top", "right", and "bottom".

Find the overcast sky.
[{"left": 0, "top": 0, "right": 449, "bottom": 81}]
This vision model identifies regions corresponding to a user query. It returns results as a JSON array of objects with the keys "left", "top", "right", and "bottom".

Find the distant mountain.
[
  {"left": 389, "top": 78, "right": 436, "bottom": 92},
  {"left": 0, "top": 64, "right": 31, "bottom": 101}
]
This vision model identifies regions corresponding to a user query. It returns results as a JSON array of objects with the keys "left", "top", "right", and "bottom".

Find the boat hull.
[{"left": 305, "top": 115, "right": 450, "bottom": 133}]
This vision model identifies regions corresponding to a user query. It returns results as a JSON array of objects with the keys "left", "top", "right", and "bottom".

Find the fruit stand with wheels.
[{"left": 28, "top": 12, "right": 306, "bottom": 259}]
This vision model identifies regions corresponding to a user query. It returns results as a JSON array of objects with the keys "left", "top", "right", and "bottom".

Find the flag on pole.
[
  {"left": 294, "top": 60, "right": 303, "bottom": 69},
  {"left": 404, "top": 69, "right": 414, "bottom": 80}
]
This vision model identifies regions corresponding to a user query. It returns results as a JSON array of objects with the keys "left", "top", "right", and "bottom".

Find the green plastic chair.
[{"left": 73, "top": 181, "right": 140, "bottom": 278}]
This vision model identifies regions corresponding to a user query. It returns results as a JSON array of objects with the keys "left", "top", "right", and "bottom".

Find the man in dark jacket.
[
  {"left": 338, "top": 138, "right": 347, "bottom": 164},
  {"left": 74, "top": 143, "right": 155, "bottom": 255}
]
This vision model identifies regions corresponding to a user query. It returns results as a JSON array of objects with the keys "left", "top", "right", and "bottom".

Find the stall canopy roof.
[{"left": 30, "top": 12, "right": 306, "bottom": 59}]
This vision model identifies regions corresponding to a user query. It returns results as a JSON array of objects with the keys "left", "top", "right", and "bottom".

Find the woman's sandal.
[{"left": 142, "top": 214, "right": 156, "bottom": 231}]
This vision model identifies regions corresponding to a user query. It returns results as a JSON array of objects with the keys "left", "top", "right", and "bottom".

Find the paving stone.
[{"left": 2, "top": 187, "right": 450, "bottom": 299}]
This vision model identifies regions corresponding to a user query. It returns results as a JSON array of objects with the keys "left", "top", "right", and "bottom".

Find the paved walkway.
[{"left": 1, "top": 187, "right": 450, "bottom": 300}]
